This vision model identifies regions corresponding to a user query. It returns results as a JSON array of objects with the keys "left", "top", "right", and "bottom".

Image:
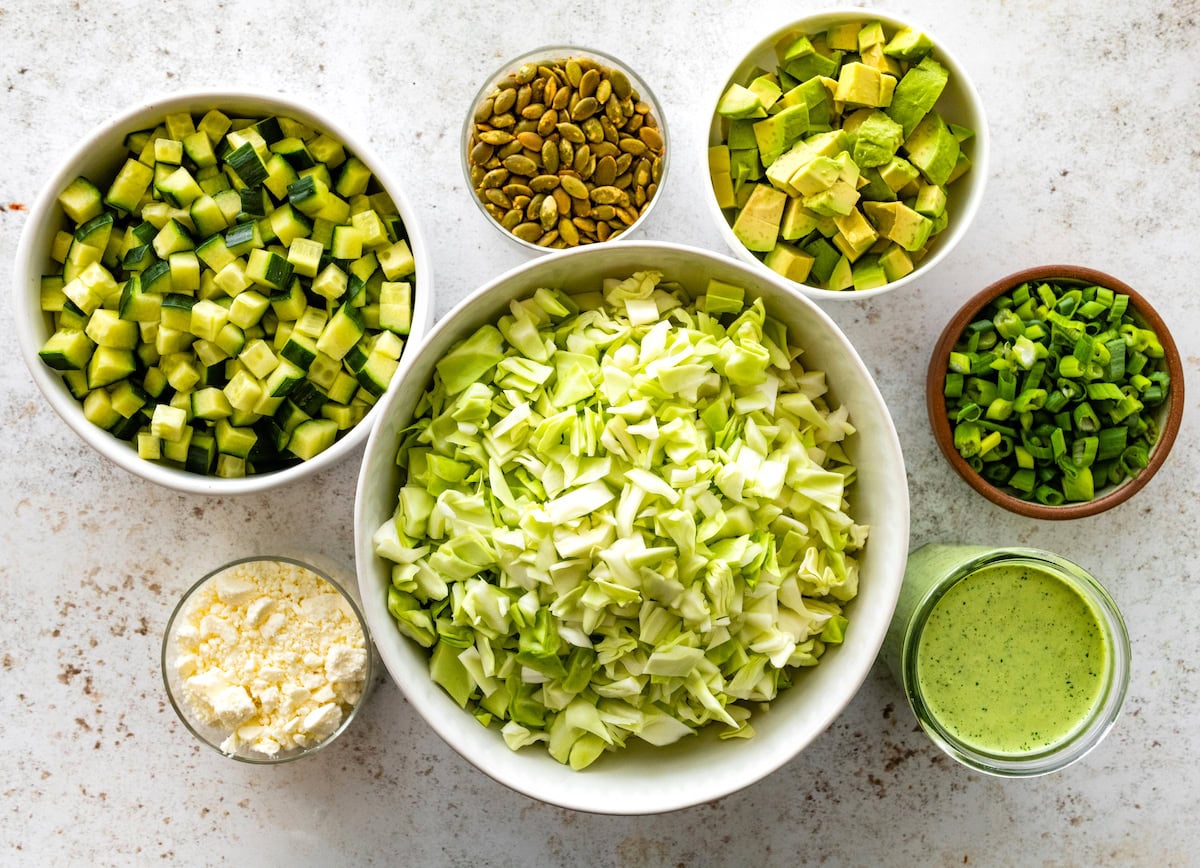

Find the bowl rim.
[
  {"left": 12, "top": 87, "right": 433, "bottom": 495},
  {"left": 703, "top": 7, "right": 990, "bottom": 301},
  {"left": 160, "top": 554, "right": 375, "bottom": 763},
  {"left": 460, "top": 44, "right": 670, "bottom": 254},
  {"left": 925, "top": 263, "right": 1185, "bottom": 520},
  {"left": 354, "top": 239, "right": 910, "bottom": 813}
]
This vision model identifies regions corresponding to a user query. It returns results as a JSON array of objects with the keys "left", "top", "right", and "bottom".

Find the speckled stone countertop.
[{"left": 1, "top": 0, "right": 1197, "bottom": 865}]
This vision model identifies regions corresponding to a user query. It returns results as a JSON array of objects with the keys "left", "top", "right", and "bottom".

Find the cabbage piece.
[{"left": 374, "top": 270, "right": 869, "bottom": 769}]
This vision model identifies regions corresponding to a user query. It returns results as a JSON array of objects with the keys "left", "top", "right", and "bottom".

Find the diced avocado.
[
  {"left": 884, "top": 27, "right": 935, "bottom": 62},
  {"left": 788, "top": 155, "right": 841, "bottom": 196},
  {"left": 764, "top": 142, "right": 813, "bottom": 194},
  {"left": 860, "top": 43, "right": 903, "bottom": 78},
  {"left": 851, "top": 110, "right": 906, "bottom": 168},
  {"left": 780, "top": 198, "right": 822, "bottom": 240},
  {"left": 711, "top": 170, "right": 736, "bottom": 209},
  {"left": 803, "top": 237, "right": 841, "bottom": 283},
  {"left": 832, "top": 207, "right": 879, "bottom": 259},
  {"left": 803, "top": 179, "right": 859, "bottom": 217},
  {"left": 858, "top": 20, "right": 887, "bottom": 50},
  {"left": 858, "top": 167, "right": 898, "bottom": 202},
  {"left": 826, "top": 22, "right": 860, "bottom": 51},
  {"left": 886, "top": 57, "right": 949, "bottom": 138},
  {"left": 828, "top": 254, "right": 855, "bottom": 290},
  {"left": 878, "top": 155, "right": 921, "bottom": 193},
  {"left": 950, "top": 123, "right": 975, "bottom": 143},
  {"left": 729, "top": 149, "right": 763, "bottom": 186},
  {"left": 835, "top": 63, "right": 887, "bottom": 107},
  {"left": 727, "top": 119, "right": 759, "bottom": 150},
  {"left": 748, "top": 73, "right": 783, "bottom": 111},
  {"left": 804, "top": 128, "right": 851, "bottom": 158},
  {"left": 781, "top": 35, "right": 842, "bottom": 81},
  {"left": 904, "top": 111, "right": 960, "bottom": 185},
  {"left": 753, "top": 104, "right": 810, "bottom": 166},
  {"left": 879, "top": 244, "right": 915, "bottom": 281},
  {"left": 946, "top": 150, "right": 973, "bottom": 184},
  {"left": 832, "top": 151, "right": 860, "bottom": 187},
  {"left": 914, "top": 182, "right": 948, "bottom": 217},
  {"left": 764, "top": 242, "right": 816, "bottom": 283},
  {"left": 708, "top": 145, "right": 731, "bottom": 174},
  {"left": 717, "top": 83, "right": 767, "bottom": 119},
  {"left": 863, "top": 200, "right": 934, "bottom": 251},
  {"left": 851, "top": 255, "right": 888, "bottom": 290},
  {"left": 732, "top": 184, "right": 788, "bottom": 252}
]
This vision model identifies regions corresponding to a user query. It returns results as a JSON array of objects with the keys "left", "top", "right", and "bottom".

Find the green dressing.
[{"left": 915, "top": 563, "right": 1109, "bottom": 756}]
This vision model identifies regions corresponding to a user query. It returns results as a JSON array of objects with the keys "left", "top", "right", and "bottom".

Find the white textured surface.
[{"left": 1, "top": 0, "right": 1196, "bottom": 864}]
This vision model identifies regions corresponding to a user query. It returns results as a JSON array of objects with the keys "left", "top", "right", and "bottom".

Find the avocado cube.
[
  {"left": 946, "top": 151, "right": 973, "bottom": 184},
  {"left": 711, "top": 171, "right": 736, "bottom": 209},
  {"left": 858, "top": 167, "right": 899, "bottom": 202},
  {"left": 727, "top": 119, "right": 759, "bottom": 150},
  {"left": 764, "top": 242, "right": 816, "bottom": 283},
  {"left": 835, "top": 62, "right": 887, "bottom": 107},
  {"left": 833, "top": 207, "right": 879, "bottom": 255},
  {"left": 782, "top": 35, "right": 842, "bottom": 81},
  {"left": 708, "top": 145, "right": 731, "bottom": 174},
  {"left": 729, "top": 149, "right": 763, "bottom": 186},
  {"left": 804, "top": 179, "right": 860, "bottom": 217},
  {"left": 789, "top": 156, "right": 842, "bottom": 196},
  {"left": 765, "top": 142, "right": 813, "bottom": 194},
  {"left": 826, "top": 22, "right": 860, "bottom": 51},
  {"left": 828, "top": 254, "right": 855, "bottom": 290},
  {"left": 879, "top": 155, "right": 921, "bottom": 193},
  {"left": 851, "top": 255, "right": 888, "bottom": 291},
  {"left": 914, "top": 182, "right": 948, "bottom": 217},
  {"left": 732, "top": 184, "right": 788, "bottom": 252},
  {"left": 904, "top": 111, "right": 961, "bottom": 186},
  {"left": 879, "top": 244, "right": 915, "bottom": 281},
  {"left": 857, "top": 20, "right": 887, "bottom": 50},
  {"left": 803, "top": 237, "right": 841, "bottom": 283},
  {"left": 884, "top": 27, "right": 935, "bottom": 62},
  {"left": 863, "top": 201, "right": 934, "bottom": 251},
  {"left": 860, "top": 43, "right": 903, "bottom": 78},
  {"left": 804, "top": 129, "right": 851, "bottom": 157},
  {"left": 780, "top": 198, "right": 823, "bottom": 240},
  {"left": 886, "top": 57, "right": 949, "bottom": 138},
  {"left": 718, "top": 83, "right": 767, "bottom": 119},
  {"left": 852, "top": 110, "right": 906, "bottom": 168},
  {"left": 753, "top": 104, "right": 810, "bottom": 166},
  {"left": 748, "top": 73, "right": 783, "bottom": 111}
]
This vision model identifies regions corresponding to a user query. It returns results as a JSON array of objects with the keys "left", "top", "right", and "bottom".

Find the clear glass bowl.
[
  {"left": 162, "top": 555, "right": 375, "bottom": 764},
  {"left": 884, "top": 545, "right": 1131, "bottom": 777},
  {"left": 461, "top": 45, "right": 670, "bottom": 253}
]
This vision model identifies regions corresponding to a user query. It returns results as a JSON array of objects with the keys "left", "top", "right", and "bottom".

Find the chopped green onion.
[{"left": 942, "top": 279, "right": 1168, "bottom": 505}]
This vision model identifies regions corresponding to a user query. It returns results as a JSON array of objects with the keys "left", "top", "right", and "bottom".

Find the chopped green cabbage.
[{"left": 374, "top": 271, "right": 868, "bottom": 769}]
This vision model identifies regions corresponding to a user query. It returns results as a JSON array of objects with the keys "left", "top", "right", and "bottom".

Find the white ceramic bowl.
[
  {"left": 705, "top": 9, "right": 989, "bottom": 301},
  {"left": 354, "top": 241, "right": 909, "bottom": 814},
  {"left": 13, "top": 89, "right": 432, "bottom": 495}
]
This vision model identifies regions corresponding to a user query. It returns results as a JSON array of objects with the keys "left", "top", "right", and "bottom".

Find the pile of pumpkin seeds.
[{"left": 467, "top": 55, "right": 666, "bottom": 247}]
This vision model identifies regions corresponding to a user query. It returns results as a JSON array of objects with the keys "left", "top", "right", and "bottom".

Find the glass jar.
[{"left": 881, "top": 544, "right": 1130, "bottom": 776}]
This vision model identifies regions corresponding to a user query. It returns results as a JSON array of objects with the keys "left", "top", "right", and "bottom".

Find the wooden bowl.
[{"left": 926, "top": 265, "right": 1184, "bottom": 520}]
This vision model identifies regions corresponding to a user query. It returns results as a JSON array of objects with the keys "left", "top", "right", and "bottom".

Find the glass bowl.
[
  {"left": 162, "top": 555, "right": 374, "bottom": 764},
  {"left": 461, "top": 45, "right": 669, "bottom": 253}
]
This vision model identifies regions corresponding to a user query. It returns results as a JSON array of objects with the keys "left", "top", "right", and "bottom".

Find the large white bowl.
[
  {"left": 13, "top": 90, "right": 433, "bottom": 495},
  {"left": 705, "top": 9, "right": 989, "bottom": 301},
  {"left": 354, "top": 241, "right": 909, "bottom": 814}
]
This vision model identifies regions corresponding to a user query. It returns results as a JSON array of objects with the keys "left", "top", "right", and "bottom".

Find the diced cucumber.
[
  {"left": 35, "top": 107, "right": 416, "bottom": 477},
  {"left": 59, "top": 176, "right": 104, "bottom": 224}
]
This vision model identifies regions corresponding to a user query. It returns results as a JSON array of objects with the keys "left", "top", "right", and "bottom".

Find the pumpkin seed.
[
  {"left": 592, "top": 155, "right": 617, "bottom": 187},
  {"left": 478, "top": 129, "right": 514, "bottom": 145},
  {"left": 609, "top": 69, "right": 632, "bottom": 100},
  {"left": 493, "top": 89, "right": 516, "bottom": 115},
  {"left": 475, "top": 97, "right": 495, "bottom": 123},
  {"left": 529, "top": 174, "right": 560, "bottom": 193},
  {"left": 578, "top": 68, "right": 600, "bottom": 98},
  {"left": 502, "top": 154, "right": 538, "bottom": 176},
  {"left": 470, "top": 141, "right": 495, "bottom": 164},
  {"left": 619, "top": 137, "right": 647, "bottom": 156},
  {"left": 560, "top": 174, "right": 589, "bottom": 199},
  {"left": 539, "top": 194, "right": 558, "bottom": 230},
  {"left": 515, "top": 63, "right": 536, "bottom": 84},
  {"left": 541, "top": 140, "right": 560, "bottom": 174},
  {"left": 491, "top": 112, "right": 516, "bottom": 128},
  {"left": 571, "top": 97, "right": 599, "bottom": 121},
  {"left": 565, "top": 60, "right": 582, "bottom": 87},
  {"left": 537, "top": 109, "right": 558, "bottom": 137},
  {"left": 516, "top": 131, "right": 544, "bottom": 151},
  {"left": 521, "top": 103, "right": 545, "bottom": 120},
  {"left": 513, "top": 222, "right": 543, "bottom": 242},
  {"left": 595, "top": 79, "right": 612, "bottom": 105},
  {"left": 552, "top": 187, "right": 572, "bottom": 217},
  {"left": 558, "top": 217, "right": 580, "bottom": 246},
  {"left": 638, "top": 126, "right": 663, "bottom": 151},
  {"left": 556, "top": 122, "right": 585, "bottom": 144},
  {"left": 481, "top": 168, "right": 509, "bottom": 188},
  {"left": 501, "top": 209, "right": 523, "bottom": 230}
]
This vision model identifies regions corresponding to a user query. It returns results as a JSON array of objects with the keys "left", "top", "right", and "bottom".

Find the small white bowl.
[
  {"left": 354, "top": 241, "right": 909, "bottom": 814},
  {"left": 13, "top": 89, "right": 432, "bottom": 495},
  {"left": 705, "top": 9, "right": 989, "bottom": 301}
]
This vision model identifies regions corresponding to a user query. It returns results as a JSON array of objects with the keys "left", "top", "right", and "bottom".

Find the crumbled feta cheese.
[{"left": 172, "top": 560, "right": 368, "bottom": 757}]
